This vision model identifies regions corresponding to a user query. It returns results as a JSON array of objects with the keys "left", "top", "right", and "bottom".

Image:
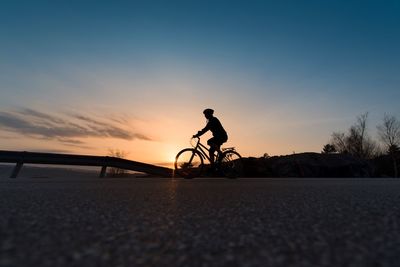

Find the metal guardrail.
[{"left": 0, "top": 150, "right": 173, "bottom": 178}]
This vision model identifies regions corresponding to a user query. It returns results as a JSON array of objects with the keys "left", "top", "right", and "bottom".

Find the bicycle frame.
[
  {"left": 191, "top": 137, "right": 223, "bottom": 164},
  {"left": 192, "top": 138, "right": 210, "bottom": 163},
  {"left": 175, "top": 137, "right": 242, "bottom": 178}
]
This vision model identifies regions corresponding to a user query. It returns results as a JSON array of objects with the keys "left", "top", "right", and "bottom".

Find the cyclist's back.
[
  {"left": 193, "top": 108, "right": 228, "bottom": 164},
  {"left": 201, "top": 116, "right": 228, "bottom": 141}
]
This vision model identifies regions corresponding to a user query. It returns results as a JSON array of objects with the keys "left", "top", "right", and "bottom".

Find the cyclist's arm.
[{"left": 195, "top": 123, "right": 210, "bottom": 137}]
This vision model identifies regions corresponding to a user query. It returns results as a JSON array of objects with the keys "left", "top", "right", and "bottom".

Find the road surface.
[{"left": 1, "top": 178, "right": 400, "bottom": 267}]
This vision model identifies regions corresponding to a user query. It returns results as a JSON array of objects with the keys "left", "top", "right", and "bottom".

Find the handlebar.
[{"left": 190, "top": 136, "right": 200, "bottom": 147}]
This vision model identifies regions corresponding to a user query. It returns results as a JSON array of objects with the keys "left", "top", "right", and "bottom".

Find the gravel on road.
[{"left": 1, "top": 178, "right": 400, "bottom": 267}]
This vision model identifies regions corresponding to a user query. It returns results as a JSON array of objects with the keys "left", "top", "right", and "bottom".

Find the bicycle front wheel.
[
  {"left": 219, "top": 150, "right": 243, "bottom": 178},
  {"left": 174, "top": 149, "right": 204, "bottom": 178}
]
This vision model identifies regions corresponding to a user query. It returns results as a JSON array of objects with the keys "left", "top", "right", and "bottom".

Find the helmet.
[{"left": 203, "top": 108, "right": 214, "bottom": 115}]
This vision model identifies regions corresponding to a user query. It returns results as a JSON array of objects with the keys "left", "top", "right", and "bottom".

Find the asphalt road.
[{"left": 1, "top": 178, "right": 400, "bottom": 267}]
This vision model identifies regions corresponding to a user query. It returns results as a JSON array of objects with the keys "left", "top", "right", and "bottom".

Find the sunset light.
[
  {"left": 2, "top": 1, "right": 400, "bottom": 266},
  {"left": 0, "top": 0, "right": 399, "bottom": 164}
]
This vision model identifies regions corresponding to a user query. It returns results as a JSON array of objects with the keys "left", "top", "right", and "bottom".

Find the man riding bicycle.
[{"left": 193, "top": 108, "right": 228, "bottom": 165}]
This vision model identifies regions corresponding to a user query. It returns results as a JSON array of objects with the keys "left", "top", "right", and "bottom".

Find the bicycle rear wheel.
[
  {"left": 174, "top": 148, "right": 204, "bottom": 178},
  {"left": 219, "top": 150, "right": 243, "bottom": 178}
]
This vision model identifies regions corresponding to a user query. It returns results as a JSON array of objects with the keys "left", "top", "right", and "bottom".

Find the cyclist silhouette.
[{"left": 193, "top": 108, "right": 228, "bottom": 165}]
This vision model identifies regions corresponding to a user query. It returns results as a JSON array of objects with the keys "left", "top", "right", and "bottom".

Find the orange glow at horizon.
[
  {"left": 0, "top": 70, "right": 347, "bottom": 164},
  {"left": 0, "top": 109, "right": 334, "bottom": 165}
]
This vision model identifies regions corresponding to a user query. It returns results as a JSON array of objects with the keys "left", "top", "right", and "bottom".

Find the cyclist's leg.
[
  {"left": 207, "top": 138, "right": 217, "bottom": 164},
  {"left": 216, "top": 136, "right": 227, "bottom": 162},
  {"left": 208, "top": 137, "right": 224, "bottom": 165}
]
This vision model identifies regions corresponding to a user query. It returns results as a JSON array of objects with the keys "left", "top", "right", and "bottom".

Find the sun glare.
[{"left": 167, "top": 151, "right": 178, "bottom": 168}]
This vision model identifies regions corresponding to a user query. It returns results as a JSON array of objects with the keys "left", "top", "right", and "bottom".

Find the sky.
[{"left": 0, "top": 0, "right": 399, "bottom": 164}]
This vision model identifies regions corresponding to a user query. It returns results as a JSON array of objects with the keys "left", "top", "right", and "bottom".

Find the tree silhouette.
[
  {"left": 330, "top": 113, "right": 378, "bottom": 159},
  {"left": 322, "top": 144, "right": 337, "bottom": 154},
  {"left": 389, "top": 144, "right": 400, "bottom": 154},
  {"left": 107, "top": 149, "right": 128, "bottom": 177},
  {"left": 377, "top": 114, "right": 400, "bottom": 177}
]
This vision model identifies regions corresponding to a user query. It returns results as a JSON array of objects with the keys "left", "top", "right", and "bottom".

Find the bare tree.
[
  {"left": 107, "top": 149, "right": 128, "bottom": 177},
  {"left": 377, "top": 114, "right": 400, "bottom": 150},
  {"left": 331, "top": 132, "right": 347, "bottom": 153},
  {"left": 377, "top": 113, "right": 400, "bottom": 177},
  {"left": 330, "top": 113, "right": 378, "bottom": 159}
]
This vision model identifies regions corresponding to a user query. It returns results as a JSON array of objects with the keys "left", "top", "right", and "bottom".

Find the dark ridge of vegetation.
[
  {"left": 248, "top": 112, "right": 399, "bottom": 178},
  {"left": 241, "top": 151, "right": 399, "bottom": 178},
  {"left": 242, "top": 153, "right": 368, "bottom": 178}
]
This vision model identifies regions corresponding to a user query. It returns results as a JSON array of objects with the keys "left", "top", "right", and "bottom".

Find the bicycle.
[{"left": 174, "top": 137, "right": 243, "bottom": 179}]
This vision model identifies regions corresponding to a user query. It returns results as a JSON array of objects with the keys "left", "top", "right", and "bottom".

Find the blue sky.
[{"left": 0, "top": 0, "right": 399, "bottom": 162}]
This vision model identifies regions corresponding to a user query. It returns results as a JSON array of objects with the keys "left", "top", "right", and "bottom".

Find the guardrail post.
[
  {"left": 99, "top": 166, "right": 107, "bottom": 178},
  {"left": 10, "top": 162, "right": 23, "bottom": 178}
]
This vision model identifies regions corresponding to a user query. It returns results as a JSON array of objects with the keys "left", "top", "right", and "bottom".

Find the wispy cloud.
[{"left": 0, "top": 108, "right": 152, "bottom": 144}]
